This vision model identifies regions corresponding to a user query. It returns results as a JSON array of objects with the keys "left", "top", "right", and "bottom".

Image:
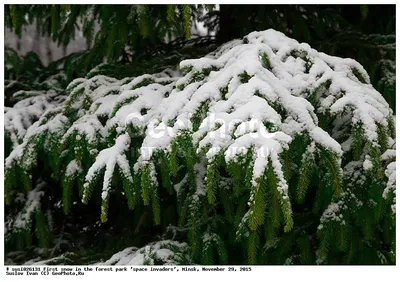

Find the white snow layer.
[
  {"left": 5, "top": 29, "right": 395, "bottom": 215},
  {"left": 5, "top": 91, "right": 65, "bottom": 148},
  {"left": 14, "top": 182, "right": 46, "bottom": 229},
  {"left": 98, "top": 240, "right": 188, "bottom": 265},
  {"left": 83, "top": 134, "right": 133, "bottom": 202},
  {"left": 383, "top": 161, "right": 396, "bottom": 214}
]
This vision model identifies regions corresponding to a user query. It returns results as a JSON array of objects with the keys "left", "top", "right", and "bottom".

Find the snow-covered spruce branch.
[{"left": 5, "top": 29, "right": 395, "bottom": 264}]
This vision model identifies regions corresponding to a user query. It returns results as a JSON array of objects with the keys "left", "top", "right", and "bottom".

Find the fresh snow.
[
  {"left": 14, "top": 182, "right": 46, "bottom": 229},
  {"left": 97, "top": 240, "right": 188, "bottom": 265},
  {"left": 383, "top": 161, "right": 396, "bottom": 214},
  {"left": 5, "top": 91, "right": 65, "bottom": 148},
  {"left": 363, "top": 155, "right": 373, "bottom": 171},
  {"left": 5, "top": 29, "right": 396, "bottom": 254},
  {"left": 65, "top": 160, "right": 82, "bottom": 177},
  {"left": 83, "top": 134, "right": 132, "bottom": 202},
  {"left": 5, "top": 29, "right": 395, "bottom": 204},
  {"left": 63, "top": 115, "right": 106, "bottom": 144}
]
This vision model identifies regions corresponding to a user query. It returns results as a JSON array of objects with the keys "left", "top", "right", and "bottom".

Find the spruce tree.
[
  {"left": 4, "top": 29, "right": 395, "bottom": 265},
  {"left": 6, "top": 5, "right": 394, "bottom": 111}
]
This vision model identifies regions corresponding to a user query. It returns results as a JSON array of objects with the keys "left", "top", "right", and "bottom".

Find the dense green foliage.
[
  {"left": 214, "top": 5, "right": 396, "bottom": 111},
  {"left": 5, "top": 4, "right": 395, "bottom": 111},
  {"left": 4, "top": 5, "right": 396, "bottom": 265},
  {"left": 5, "top": 4, "right": 213, "bottom": 60}
]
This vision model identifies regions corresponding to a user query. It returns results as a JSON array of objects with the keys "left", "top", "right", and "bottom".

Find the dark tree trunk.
[
  {"left": 217, "top": 5, "right": 264, "bottom": 44},
  {"left": 217, "top": 5, "right": 239, "bottom": 44},
  {"left": 46, "top": 37, "right": 52, "bottom": 66}
]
